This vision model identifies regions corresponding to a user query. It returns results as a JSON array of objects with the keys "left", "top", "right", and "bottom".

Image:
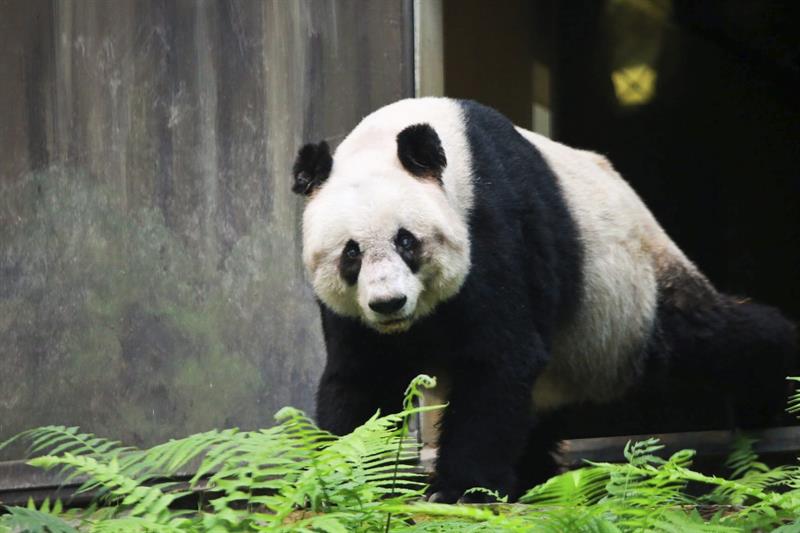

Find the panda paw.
[{"left": 425, "top": 488, "right": 463, "bottom": 504}]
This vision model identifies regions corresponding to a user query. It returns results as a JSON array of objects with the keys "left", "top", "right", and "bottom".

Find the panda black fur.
[{"left": 292, "top": 98, "right": 797, "bottom": 503}]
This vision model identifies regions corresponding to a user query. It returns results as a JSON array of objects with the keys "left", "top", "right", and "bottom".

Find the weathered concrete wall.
[{"left": 0, "top": 0, "right": 413, "bottom": 459}]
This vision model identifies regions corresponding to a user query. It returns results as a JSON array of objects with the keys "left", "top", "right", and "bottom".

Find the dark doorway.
[
  {"left": 554, "top": 0, "right": 800, "bottom": 321},
  {"left": 443, "top": 0, "right": 800, "bottom": 321},
  {"left": 441, "top": 0, "right": 800, "bottom": 436}
]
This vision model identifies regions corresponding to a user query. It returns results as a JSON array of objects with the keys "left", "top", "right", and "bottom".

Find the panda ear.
[
  {"left": 396, "top": 123, "right": 447, "bottom": 182},
  {"left": 292, "top": 141, "right": 333, "bottom": 196}
]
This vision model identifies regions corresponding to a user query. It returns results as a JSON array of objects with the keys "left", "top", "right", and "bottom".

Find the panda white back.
[{"left": 514, "top": 129, "right": 711, "bottom": 409}]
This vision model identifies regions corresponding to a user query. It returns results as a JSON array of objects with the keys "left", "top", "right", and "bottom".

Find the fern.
[
  {"left": 724, "top": 435, "right": 762, "bottom": 479},
  {"left": 0, "top": 505, "right": 78, "bottom": 533},
  {"left": 787, "top": 377, "right": 800, "bottom": 415},
  {"left": 3, "top": 374, "right": 800, "bottom": 532}
]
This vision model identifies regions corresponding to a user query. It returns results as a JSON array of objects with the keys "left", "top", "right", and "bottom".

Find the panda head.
[{"left": 292, "top": 121, "right": 470, "bottom": 334}]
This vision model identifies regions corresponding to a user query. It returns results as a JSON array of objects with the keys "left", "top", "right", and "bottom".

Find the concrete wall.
[{"left": 0, "top": 0, "right": 413, "bottom": 459}]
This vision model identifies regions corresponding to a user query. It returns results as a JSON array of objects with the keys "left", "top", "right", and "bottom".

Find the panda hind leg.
[
  {"left": 512, "top": 414, "right": 562, "bottom": 500},
  {"left": 717, "top": 300, "right": 797, "bottom": 427},
  {"left": 659, "top": 296, "right": 798, "bottom": 429}
]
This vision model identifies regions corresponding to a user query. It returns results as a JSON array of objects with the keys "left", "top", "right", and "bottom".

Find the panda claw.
[{"left": 425, "top": 489, "right": 461, "bottom": 504}]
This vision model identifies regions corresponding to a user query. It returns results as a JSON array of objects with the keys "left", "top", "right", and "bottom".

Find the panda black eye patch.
[
  {"left": 395, "top": 228, "right": 421, "bottom": 273},
  {"left": 339, "top": 239, "right": 362, "bottom": 286}
]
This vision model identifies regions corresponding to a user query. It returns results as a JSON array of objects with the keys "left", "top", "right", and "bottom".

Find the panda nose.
[{"left": 369, "top": 296, "right": 407, "bottom": 315}]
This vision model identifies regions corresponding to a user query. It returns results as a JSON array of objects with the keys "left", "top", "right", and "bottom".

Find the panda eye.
[
  {"left": 343, "top": 240, "right": 361, "bottom": 260},
  {"left": 395, "top": 228, "right": 418, "bottom": 251}
]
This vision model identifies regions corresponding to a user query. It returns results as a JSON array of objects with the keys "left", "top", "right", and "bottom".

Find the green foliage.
[
  {"left": 3, "top": 375, "right": 800, "bottom": 532},
  {"left": 787, "top": 377, "right": 800, "bottom": 417},
  {"left": 0, "top": 499, "right": 77, "bottom": 533}
]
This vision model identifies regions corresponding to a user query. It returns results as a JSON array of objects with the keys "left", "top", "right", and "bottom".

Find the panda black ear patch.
[
  {"left": 292, "top": 141, "right": 333, "bottom": 196},
  {"left": 396, "top": 123, "right": 447, "bottom": 182}
]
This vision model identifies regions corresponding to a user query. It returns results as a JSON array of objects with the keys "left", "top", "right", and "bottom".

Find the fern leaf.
[
  {"left": 0, "top": 506, "right": 78, "bottom": 533},
  {"left": 22, "top": 426, "right": 132, "bottom": 459},
  {"left": 787, "top": 377, "right": 800, "bottom": 415}
]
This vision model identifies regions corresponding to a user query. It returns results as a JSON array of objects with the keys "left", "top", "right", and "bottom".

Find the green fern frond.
[
  {"left": 120, "top": 428, "right": 242, "bottom": 483},
  {"left": 28, "top": 453, "right": 190, "bottom": 523},
  {"left": 787, "top": 377, "right": 800, "bottom": 415},
  {"left": 4, "top": 375, "right": 800, "bottom": 532},
  {"left": 0, "top": 425, "right": 134, "bottom": 460},
  {"left": 648, "top": 508, "right": 740, "bottom": 532},
  {"left": 772, "top": 517, "right": 800, "bottom": 532},
  {"left": 0, "top": 506, "right": 78, "bottom": 533},
  {"left": 725, "top": 435, "right": 766, "bottom": 479},
  {"left": 86, "top": 517, "right": 190, "bottom": 533},
  {"left": 402, "top": 374, "right": 438, "bottom": 410},
  {"left": 622, "top": 437, "right": 667, "bottom": 466},
  {"left": 522, "top": 466, "right": 610, "bottom": 507}
]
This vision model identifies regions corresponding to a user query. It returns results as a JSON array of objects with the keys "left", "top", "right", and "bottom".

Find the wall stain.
[{"left": 0, "top": 0, "right": 412, "bottom": 460}]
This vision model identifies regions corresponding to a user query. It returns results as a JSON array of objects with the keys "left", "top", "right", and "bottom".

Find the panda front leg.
[
  {"left": 316, "top": 359, "right": 412, "bottom": 436},
  {"left": 315, "top": 309, "right": 415, "bottom": 435},
  {"left": 428, "top": 346, "right": 542, "bottom": 503}
]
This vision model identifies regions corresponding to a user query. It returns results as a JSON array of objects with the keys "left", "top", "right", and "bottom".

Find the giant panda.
[{"left": 291, "top": 97, "right": 797, "bottom": 503}]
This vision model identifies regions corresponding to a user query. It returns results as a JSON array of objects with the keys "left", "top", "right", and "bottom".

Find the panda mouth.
[
  {"left": 380, "top": 317, "right": 407, "bottom": 325},
  {"left": 375, "top": 316, "right": 412, "bottom": 332}
]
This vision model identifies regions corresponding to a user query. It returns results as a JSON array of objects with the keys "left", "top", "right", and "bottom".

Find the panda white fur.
[{"left": 292, "top": 97, "right": 796, "bottom": 502}]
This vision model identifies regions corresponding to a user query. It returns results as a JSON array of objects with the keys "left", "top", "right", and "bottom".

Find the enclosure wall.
[{"left": 0, "top": 0, "right": 413, "bottom": 461}]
